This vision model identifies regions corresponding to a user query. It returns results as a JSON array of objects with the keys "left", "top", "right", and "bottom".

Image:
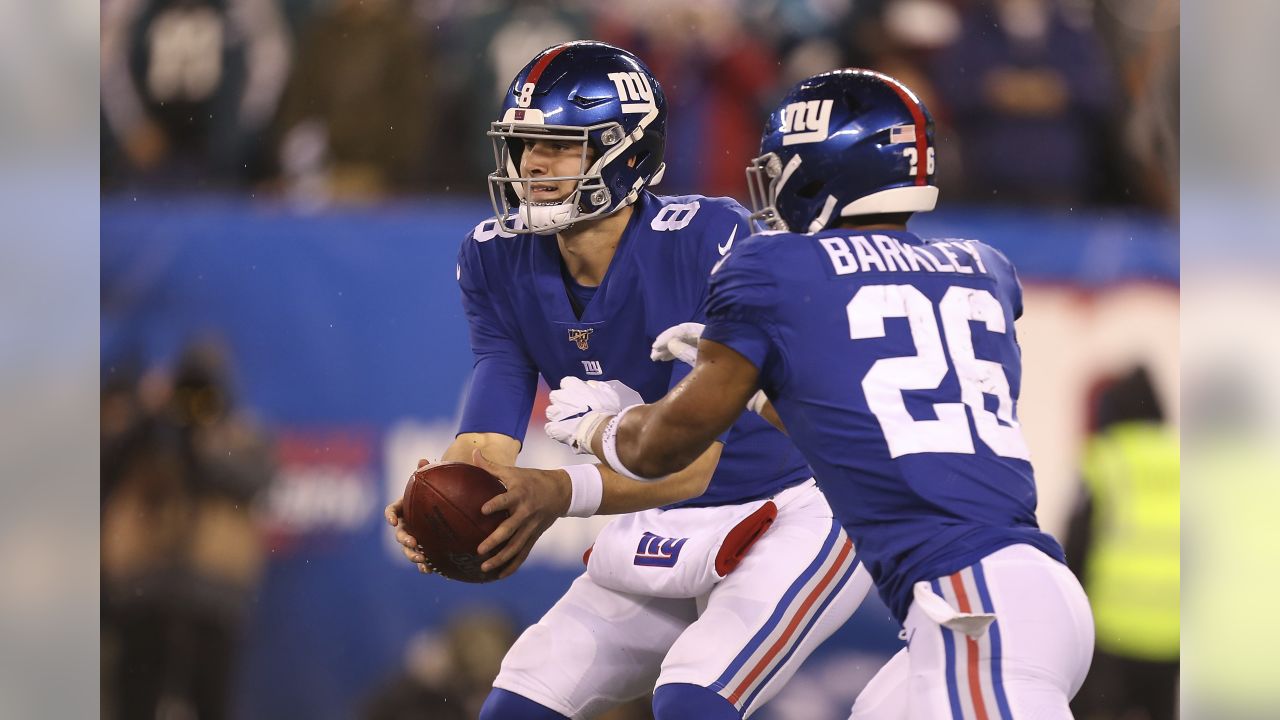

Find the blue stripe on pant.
[{"left": 711, "top": 520, "right": 844, "bottom": 693}]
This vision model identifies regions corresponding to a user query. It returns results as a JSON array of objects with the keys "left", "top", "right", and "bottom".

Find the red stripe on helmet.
[
  {"left": 881, "top": 76, "right": 930, "bottom": 186},
  {"left": 525, "top": 43, "right": 572, "bottom": 90}
]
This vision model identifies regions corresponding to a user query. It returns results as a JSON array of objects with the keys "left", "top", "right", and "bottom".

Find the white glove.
[
  {"left": 650, "top": 322, "right": 704, "bottom": 367},
  {"left": 545, "top": 377, "right": 645, "bottom": 455},
  {"left": 650, "top": 321, "right": 771, "bottom": 415}
]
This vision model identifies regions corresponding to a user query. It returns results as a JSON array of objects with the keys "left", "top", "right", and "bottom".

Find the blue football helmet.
[
  {"left": 488, "top": 41, "right": 668, "bottom": 234},
  {"left": 746, "top": 69, "right": 938, "bottom": 234}
]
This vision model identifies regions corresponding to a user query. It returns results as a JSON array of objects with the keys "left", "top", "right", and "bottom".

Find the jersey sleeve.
[
  {"left": 698, "top": 198, "right": 752, "bottom": 277},
  {"left": 455, "top": 235, "right": 538, "bottom": 443},
  {"left": 1008, "top": 259, "right": 1025, "bottom": 321},
  {"left": 700, "top": 238, "right": 781, "bottom": 374},
  {"left": 983, "top": 242, "right": 1024, "bottom": 321}
]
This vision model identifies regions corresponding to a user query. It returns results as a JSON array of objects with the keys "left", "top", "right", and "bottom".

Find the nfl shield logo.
[{"left": 568, "top": 328, "right": 593, "bottom": 351}]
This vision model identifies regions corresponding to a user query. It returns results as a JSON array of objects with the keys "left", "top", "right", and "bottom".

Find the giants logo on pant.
[{"left": 634, "top": 532, "right": 687, "bottom": 567}]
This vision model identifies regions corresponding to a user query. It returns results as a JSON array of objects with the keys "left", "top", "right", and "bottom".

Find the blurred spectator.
[
  {"left": 596, "top": 0, "right": 779, "bottom": 199},
  {"left": 99, "top": 0, "right": 1178, "bottom": 213},
  {"left": 426, "top": 0, "right": 588, "bottom": 194},
  {"left": 362, "top": 606, "right": 658, "bottom": 719},
  {"left": 1064, "top": 366, "right": 1179, "bottom": 720},
  {"left": 1182, "top": 366, "right": 1280, "bottom": 719},
  {"left": 101, "top": 341, "right": 274, "bottom": 720},
  {"left": 362, "top": 608, "right": 517, "bottom": 720},
  {"left": 1092, "top": 0, "right": 1179, "bottom": 215},
  {"left": 929, "top": 0, "right": 1117, "bottom": 205},
  {"left": 274, "top": 0, "right": 432, "bottom": 204},
  {"left": 845, "top": 0, "right": 965, "bottom": 194},
  {"left": 101, "top": 0, "right": 291, "bottom": 190}
]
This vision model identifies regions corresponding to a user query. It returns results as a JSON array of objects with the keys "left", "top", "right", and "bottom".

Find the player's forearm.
[
  {"left": 593, "top": 441, "right": 721, "bottom": 514},
  {"left": 591, "top": 341, "right": 761, "bottom": 479},
  {"left": 603, "top": 401, "right": 726, "bottom": 480},
  {"left": 445, "top": 432, "right": 520, "bottom": 465}
]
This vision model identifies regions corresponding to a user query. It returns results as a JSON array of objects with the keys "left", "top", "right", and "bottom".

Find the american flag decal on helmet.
[{"left": 889, "top": 124, "right": 916, "bottom": 144}]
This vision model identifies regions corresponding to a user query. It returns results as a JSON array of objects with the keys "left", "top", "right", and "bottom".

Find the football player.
[
  {"left": 384, "top": 43, "right": 873, "bottom": 720},
  {"left": 547, "top": 69, "right": 1096, "bottom": 719}
]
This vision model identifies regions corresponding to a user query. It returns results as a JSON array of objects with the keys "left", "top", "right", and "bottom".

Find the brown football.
[{"left": 400, "top": 461, "right": 509, "bottom": 583}]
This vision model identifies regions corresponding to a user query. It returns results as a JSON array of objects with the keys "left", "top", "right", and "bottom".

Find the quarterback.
[{"left": 386, "top": 43, "right": 872, "bottom": 720}]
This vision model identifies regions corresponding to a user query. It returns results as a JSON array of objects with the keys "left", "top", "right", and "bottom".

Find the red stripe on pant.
[
  {"left": 727, "top": 538, "right": 854, "bottom": 705},
  {"left": 949, "top": 571, "right": 990, "bottom": 720}
]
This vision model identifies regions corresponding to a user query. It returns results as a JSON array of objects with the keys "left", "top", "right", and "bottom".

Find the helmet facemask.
[
  {"left": 746, "top": 151, "right": 801, "bottom": 233},
  {"left": 487, "top": 120, "right": 628, "bottom": 235}
]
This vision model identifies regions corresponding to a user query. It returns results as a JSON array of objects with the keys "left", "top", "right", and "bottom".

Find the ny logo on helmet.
[
  {"left": 568, "top": 328, "right": 594, "bottom": 351},
  {"left": 607, "top": 72, "right": 656, "bottom": 114},
  {"left": 781, "top": 99, "right": 834, "bottom": 146}
]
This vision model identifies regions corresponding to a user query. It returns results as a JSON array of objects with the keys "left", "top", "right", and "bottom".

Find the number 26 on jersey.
[{"left": 848, "top": 284, "right": 1030, "bottom": 460}]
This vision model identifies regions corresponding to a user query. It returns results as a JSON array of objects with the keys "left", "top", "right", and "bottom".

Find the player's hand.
[
  {"left": 650, "top": 322, "right": 705, "bottom": 366},
  {"left": 545, "top": 378, "right": 644, "bottom": 454},
  {"left": 472, "top": 450, "right": 569, "bottom": 578},
  {"left": 383, "top": 458, "right": 438, "bottom": 575}
]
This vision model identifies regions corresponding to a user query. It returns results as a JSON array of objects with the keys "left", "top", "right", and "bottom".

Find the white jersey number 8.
[{"left": 847, "top": 284, "right": 1030, "bottom": 460}]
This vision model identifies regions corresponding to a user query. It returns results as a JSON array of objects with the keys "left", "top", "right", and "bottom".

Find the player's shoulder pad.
[
  {"left": 645, "top": 194, "right": 749, "bottom": 235},
  {"left": 967, "top": 237, "right": 1015, "bottom": 270},
  {"left": 458, "top": 214, "right": 524, "bottom": 288},
  {"left": 921, "top": 235, "right": 1016, "bottom": 273},
  {"left": 738, "top": 229, "right": 802, "bottom": 260},
  {"left": 466, "top": 214, "right": 525, "bottom": 245},
  {"left": 705, "top": 231, "right": 787, "bottom": 322},
  {"left": 711, "top": 230, "right": 791, "bottom": 277}
]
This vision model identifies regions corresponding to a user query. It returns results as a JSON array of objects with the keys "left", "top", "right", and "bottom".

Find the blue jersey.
[
  {"left": 702, "top": 228, "right": 1064, "bottom": 621},
  {"left": 456, "top": 192, "right": 812, "bottom": 507}
]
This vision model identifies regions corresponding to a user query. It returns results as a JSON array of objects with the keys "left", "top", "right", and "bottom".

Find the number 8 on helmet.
[{"left": 487, "top": 41, "right": 669, "bottom": 235}]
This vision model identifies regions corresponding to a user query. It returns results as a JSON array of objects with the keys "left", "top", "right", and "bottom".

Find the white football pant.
[
  {"left": 493, "top": 480, "right": 873, "bottom": 719},
  {"left": 850, "top": 543, "right": 1094, "bottom": 720}
]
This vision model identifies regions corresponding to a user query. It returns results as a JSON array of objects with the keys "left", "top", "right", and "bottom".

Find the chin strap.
[{"left": 521, "top": 201, "right": 579, "bottom": 233}]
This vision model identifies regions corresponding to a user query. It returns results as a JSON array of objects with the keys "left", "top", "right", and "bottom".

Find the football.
[{"left": 401, "top": 461, "right": 509, "bottom": 583}]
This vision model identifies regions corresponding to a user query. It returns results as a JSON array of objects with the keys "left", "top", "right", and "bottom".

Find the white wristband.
[
  {"left": 562, "top": 463, "right": 603, "bottom": 517},
  {"left": 572, "top": 411, "right": 611, "bottom": 456},
  {"left": 601, "top": 405, "right": 651, "bottom": 481}
]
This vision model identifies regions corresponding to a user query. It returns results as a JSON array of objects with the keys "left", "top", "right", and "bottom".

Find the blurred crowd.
[
  {"left": 362, "top": 607, "right": 658, "bottom": 720},
  {"left": 101, "top": 342, "right": 274, "bottom": 720},
  {"left": 100, "top": 0, "right": 1178, "bottom": 213}
]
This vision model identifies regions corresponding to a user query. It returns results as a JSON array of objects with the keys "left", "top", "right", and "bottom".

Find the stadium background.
[{"left": 99, "top": 1, "right": 1178, "bottom": 718}]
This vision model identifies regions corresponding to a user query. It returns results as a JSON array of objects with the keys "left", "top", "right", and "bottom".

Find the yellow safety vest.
[
  {"left": 1082, "top": 422, "right": 1180, "bottom": 661},
  {"left": 1183, "top": 437, "right": 1280, "bottom": 711}
]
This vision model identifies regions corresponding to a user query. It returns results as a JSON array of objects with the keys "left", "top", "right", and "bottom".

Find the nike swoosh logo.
[
  {"left": 711, "top": 253, "right": 731, "bottom": 275},
  {"left": 718, "top": 225, "right": 738, "bottom": 255}
]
